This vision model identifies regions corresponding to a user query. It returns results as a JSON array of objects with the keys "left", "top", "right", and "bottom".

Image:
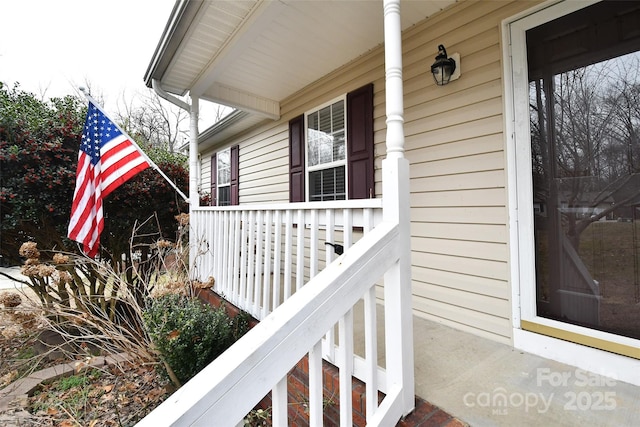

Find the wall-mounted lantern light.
[{"left": 431, "top": 44, "right": 460, "bottom": 86}]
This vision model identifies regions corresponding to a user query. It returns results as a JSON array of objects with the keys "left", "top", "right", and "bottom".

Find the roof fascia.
[{"left": 144, "top": 0, "right": 203, "bottom": 92}]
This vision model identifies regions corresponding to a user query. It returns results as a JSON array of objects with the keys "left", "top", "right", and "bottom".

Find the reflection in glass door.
[{"left": 530, "top": 50, "right": 640, "bottom": 340}]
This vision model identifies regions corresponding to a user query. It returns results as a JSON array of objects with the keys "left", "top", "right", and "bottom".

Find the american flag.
[{"left": 67, "top": 101, "right": 150, "bottom": 257}]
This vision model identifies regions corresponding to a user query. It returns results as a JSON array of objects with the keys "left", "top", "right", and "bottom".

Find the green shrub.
[{"left": 142, "top": 294, "right": 249, "bottom": 385}]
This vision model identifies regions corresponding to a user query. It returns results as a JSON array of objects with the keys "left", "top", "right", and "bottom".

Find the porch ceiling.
[{"left": 145, "top": 0, "right": 456, "bottom": 120}]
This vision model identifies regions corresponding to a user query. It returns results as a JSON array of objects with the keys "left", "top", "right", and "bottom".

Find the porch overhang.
[{"left": 144, "top": 0, "right": 456, "bottom": 124}]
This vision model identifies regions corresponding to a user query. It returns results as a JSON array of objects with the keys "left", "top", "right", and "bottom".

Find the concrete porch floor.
[
  {"left": 351, "top": 300, "right": 639, "bottom": 427},
  {"left": 409, "top": 314, "right": 640, "bottom": 427}
]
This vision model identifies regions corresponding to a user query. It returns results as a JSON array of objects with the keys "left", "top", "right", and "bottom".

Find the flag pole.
[{"left": 79, "top": 88, "right": 190, "bottom": 204}]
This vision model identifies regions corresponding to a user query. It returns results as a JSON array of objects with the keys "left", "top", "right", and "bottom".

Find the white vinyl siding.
[
  {"left": 239, "top": 125, "right": 289, "bottom": 203},
  {"left": 398, "top": 0, "right": 536, "bottom": 344},
  {"left": 201, "top": 123, "right": 290, "bottom": 204},
  {"left": 197, "top": 0, "right": 541, "bottom": 344},
  {"left": 200, "top": 155, "right": 211, "bottom": 199}
]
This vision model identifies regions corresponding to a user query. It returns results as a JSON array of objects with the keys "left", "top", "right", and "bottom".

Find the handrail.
[
  {"left": 137, "top": 221, "right": 400, "bottom": 426},
  {"left": 191, "top": 199, "right": 383, "bottom": 212}
]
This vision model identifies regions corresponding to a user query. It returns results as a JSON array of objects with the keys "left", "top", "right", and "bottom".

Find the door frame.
[{"left": 502, "top": 0, "right": 640, "bottom": 386}]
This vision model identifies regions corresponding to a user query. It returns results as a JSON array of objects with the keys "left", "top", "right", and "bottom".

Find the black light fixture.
[{"left": 431, "top": 44, "right": 457, "bottom": 86}]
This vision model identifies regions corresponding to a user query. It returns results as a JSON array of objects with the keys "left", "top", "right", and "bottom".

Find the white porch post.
[
  {"left": 189, "top": 96, "right": 200, "bottom": 205},
  {"left": 382, "top": 0, "right": 415, "bottom": 417},
  {"left": 189, "top": 95, "right": 200, "bottom": 276}
]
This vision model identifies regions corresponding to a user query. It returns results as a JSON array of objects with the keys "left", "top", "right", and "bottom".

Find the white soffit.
[{"left": 160, "top": 0, "right": 456, "bottom": 118}]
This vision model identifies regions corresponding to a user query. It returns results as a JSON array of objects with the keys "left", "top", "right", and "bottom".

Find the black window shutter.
[
  {"left": 230, "top": 145, "right": 239, "bottom": 205},
  {"left": 347, "top": 83, "right": 374, "bottom": 199},
  {"left": 210, "top": 153, "right": 217, "bottom": 206},
  {"left": 289, "top": 114, "right": 305, "bottom": 202}
]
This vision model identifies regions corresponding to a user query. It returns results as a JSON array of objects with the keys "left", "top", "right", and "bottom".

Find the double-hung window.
[
  {"left": 216, "top": 148, "right": 231, "bottom": 206},
  {"left": 306, "top": 98, "right": 346, "bottom": 201},
  {"left": 289, "top": 83, "right": 374, "bottom": 202},
  {"left": 210, "top": 145, "right": 239, "bottom": 206}
]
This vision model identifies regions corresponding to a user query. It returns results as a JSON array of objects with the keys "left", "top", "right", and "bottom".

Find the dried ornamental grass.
[
  {"left": 0, "top": 291, "right": 22, "bottom": 308},
  {"left": 19, "top": 241, "right": 40, "bottom": 260}
]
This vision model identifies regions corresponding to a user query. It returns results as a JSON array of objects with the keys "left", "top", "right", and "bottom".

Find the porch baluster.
[
  {"left": 239, "top": 210, "right": 249, "bottom": 308},
  {"left": 272, "top": 377, "right": 288, "bottom": 425},
  {"left": 339, "top": 309, "right": 355, "bottom": 425},
  {"left": 323, "top": 208, "right": 337, "bottom": 362},
  {"left": 283, "top": 209, "right": 293, "bottom": 299},
  {"left": 213, "top": 211, "right": 220, "bottom": 294},
  {"left": 222, "top": 210, "right": 231, "bottom": 299},
  {"left": 246, "top": 211, "right": 256, "bottom": 317},
  {"left": 364, "top": 286, "right": 379, "bottom": 419},
  {"left": 262, "top": 210, "right": 272, "bottom": 319},
  {"left": 272, "top": 210, "right": 283, "bottom": 310},
  {"left": 254, "top": 211, "right": 264, "bottom": 317},
  {"left": 310, "top": 209, "right": 319, "bottom": 278},
  {"left": 231, "top": 211, "right": 241, "bottom": 306},
  {"left": 308, "top": 341, "right": 323, "bottom": 427},
  {"left": 296, "top": 209, "right": 304, "bottom": 292}
]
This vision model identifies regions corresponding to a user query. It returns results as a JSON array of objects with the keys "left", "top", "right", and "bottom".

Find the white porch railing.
[
  {"left": 190, "top": 200, "right": 383, "bottom": 320},
  {"left": 138, "top": 219, "right": 408, "bottom": 426},
  {"left": 190, "top": 200, "right": 393, "bottom": 416}
]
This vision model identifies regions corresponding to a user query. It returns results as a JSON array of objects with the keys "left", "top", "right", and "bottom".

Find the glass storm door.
[{"left": 527, "top": 1, "right": 640, "bottom": 342}]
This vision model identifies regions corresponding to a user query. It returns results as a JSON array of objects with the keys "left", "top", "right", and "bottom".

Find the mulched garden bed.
[{"left": 1, "top": 290, "right": 171, "bottom": 427}]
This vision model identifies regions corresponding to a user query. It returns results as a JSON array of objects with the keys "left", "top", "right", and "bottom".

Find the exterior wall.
[
  {"left": 200, "top": 122, "right": 290, "bottom": 203},
  {"left": 400, "top": 0, "right": 540, "bottom": 344},
  {"left": 199, "top": 0, "right": 541, "bottom": 345}
]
